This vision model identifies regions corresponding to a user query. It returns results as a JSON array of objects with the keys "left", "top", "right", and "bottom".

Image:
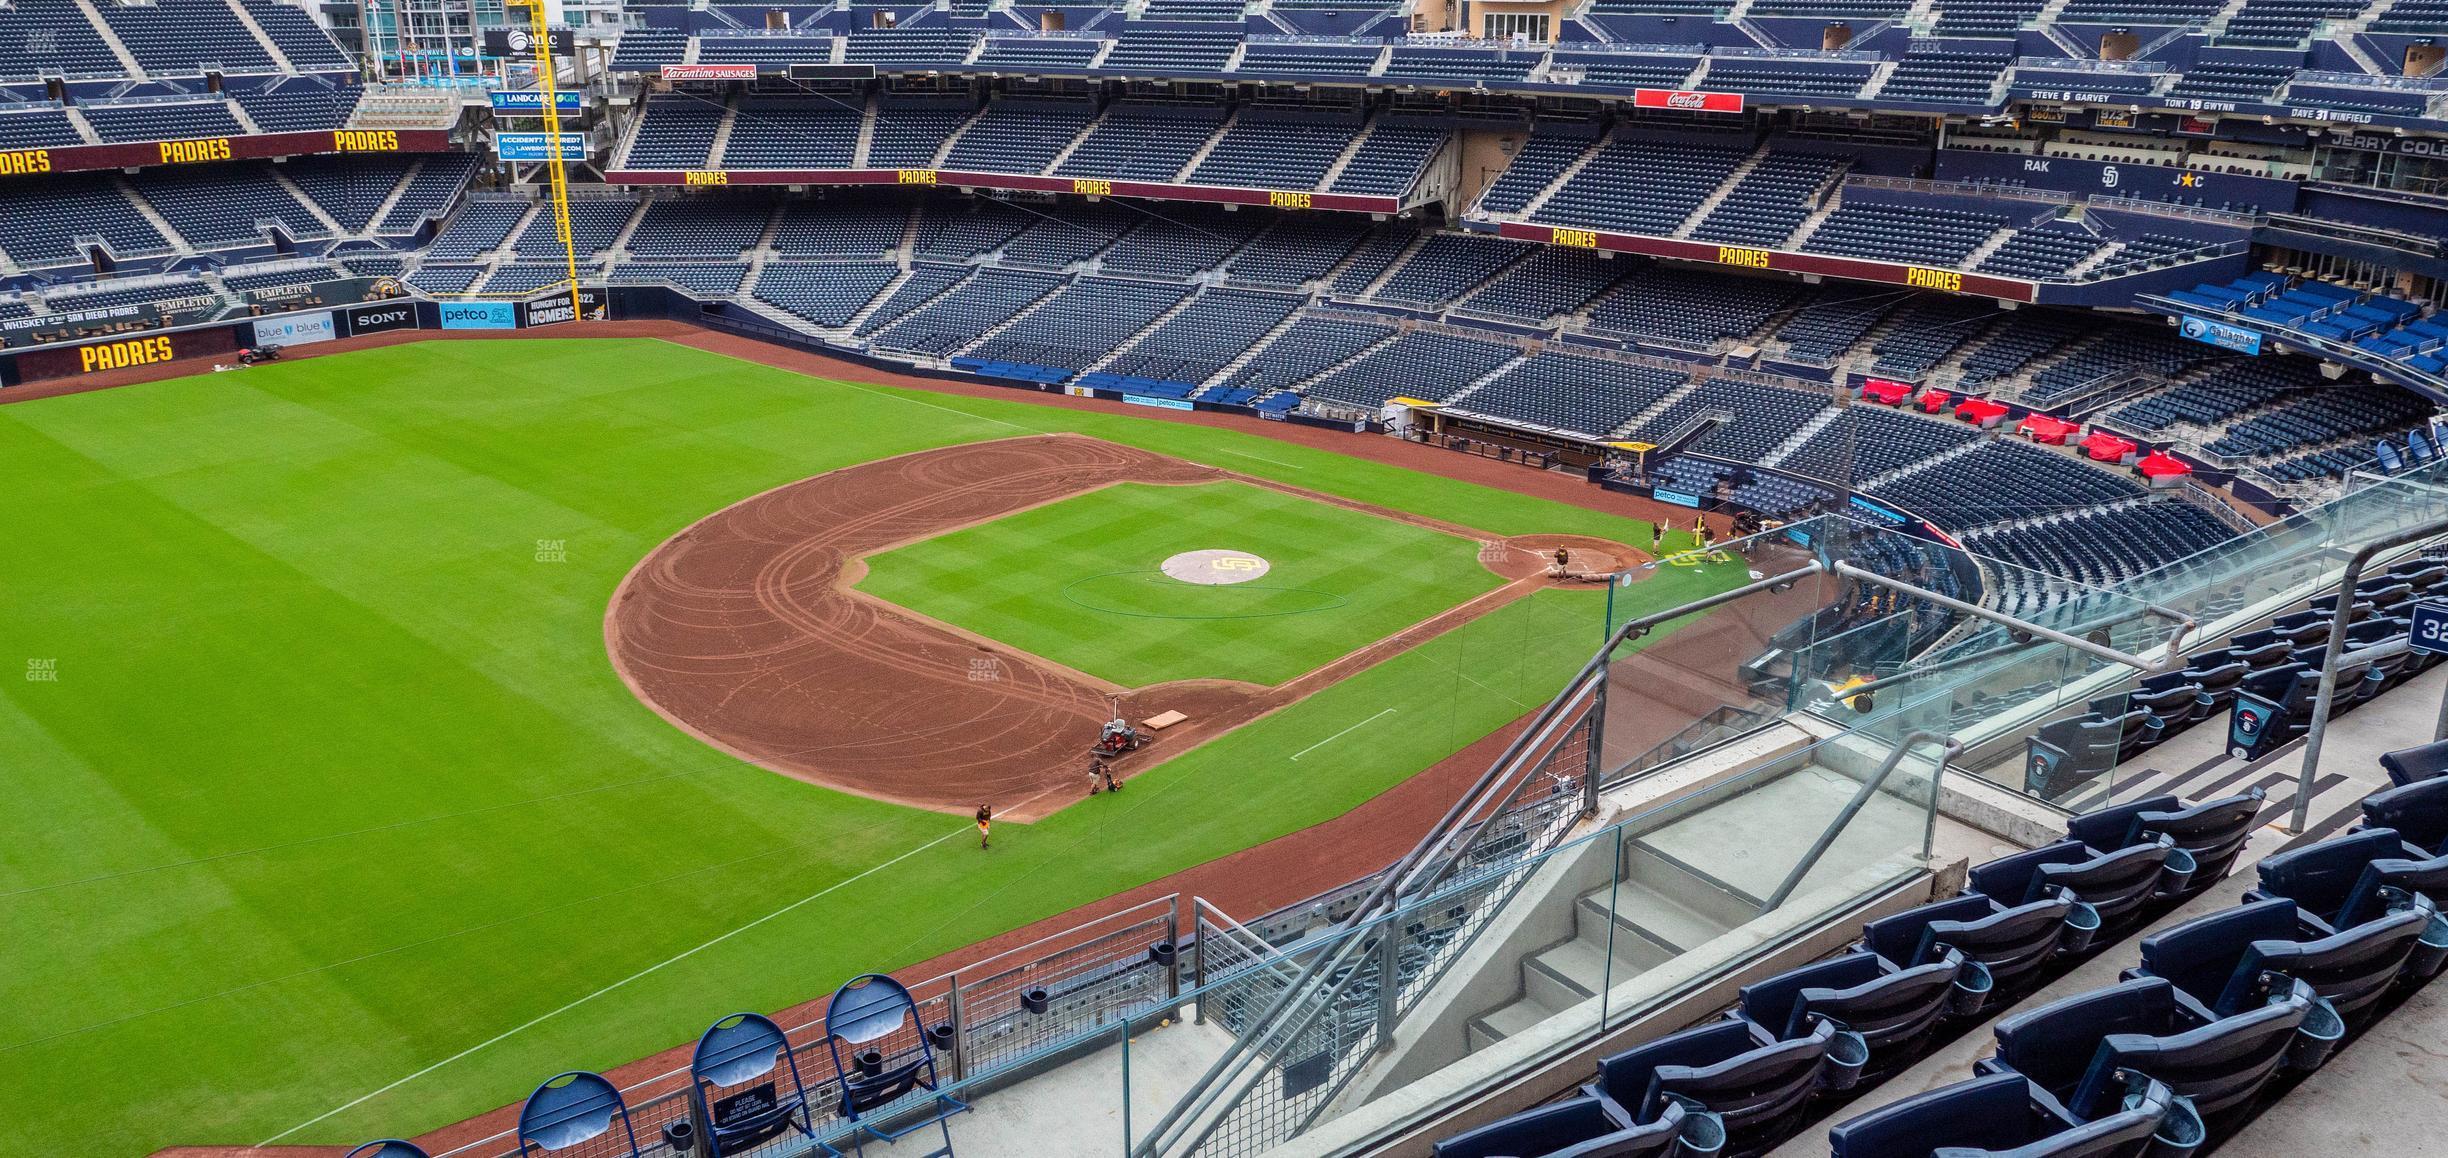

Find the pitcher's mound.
[{"left": 1162, "top": 549, "right": 1272, "bottom": 585}]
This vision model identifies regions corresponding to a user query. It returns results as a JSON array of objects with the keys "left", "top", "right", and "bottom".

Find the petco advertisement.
[
  {"left": 251, "top": 311, "right": 336, "bottom": 349},
  {"left": 440, "top": 301, "right": 518, "bottom": 330}
]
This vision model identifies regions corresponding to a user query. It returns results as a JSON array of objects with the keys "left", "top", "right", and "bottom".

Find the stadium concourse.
[{"left": 6, "top": 0, "right": 2448, "bottom": 1155}]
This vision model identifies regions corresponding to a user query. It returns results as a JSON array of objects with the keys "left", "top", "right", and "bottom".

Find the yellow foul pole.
[{"left": 511, "top": 0, "right": 582, "bottom": 321}]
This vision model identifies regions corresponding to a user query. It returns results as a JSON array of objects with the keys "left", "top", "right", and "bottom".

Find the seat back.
[
  {"left": 2034, "top": 841, "right": 2177, "bottom": 922},
  {"left": 2067, "top": 980, "right": 2311, "bottom": 1121},
  {"left": 2337, "top": 853, "right": 2448, "bottom": 930},
  {"left": 2131, "top": 790, "right": 2264, "bottom": 880},
  {"left": 2362, "top": 776, "right": 2448, "bottom": 854},
  {"left": 1991, "top": 978, "right": 2179, "bottom": 1098},
  {"left": 1830, "top": 1072, "right": 2177, "bottom": 1158},
  {"left": 1602, "top": 1019, "right": 1830, "bottom": 1147},
  {"left": 2065, "top": 796, "right": 2181, "bottom": 851},
  {"left": 1920, "top": 894, "right": 2078, "bottom": 988},
  {"left": 2253, "top": 828, "right": 2406, "bottom": 926},
  {"left": 1788, "top": 955, "right": 1961, "bottom": 1052},
  {"left": 2382, "top": 738, "right": 2448, "bottom": 786},
  {"left": 2214, "top": 905, "right": 2427, "bottom": 1020},
  {"left": 2134, "top": 898, "right": 2302, "bottom": 1015},
  {"left": 1432, "top": 1094, "right": 1690, "bottom": 1158}
]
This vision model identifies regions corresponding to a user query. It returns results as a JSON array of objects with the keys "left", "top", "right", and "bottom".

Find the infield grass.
[
  {"left": 858, "top": 480, "right": 1507, "bottom": 686},
  {"left": 0, "top": 338, "right": 1744, "bottom": 1155}
]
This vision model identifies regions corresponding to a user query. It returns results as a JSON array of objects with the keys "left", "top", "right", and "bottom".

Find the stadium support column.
[{"left": 511, "top": 0, "right": 582, "bottom": 324}]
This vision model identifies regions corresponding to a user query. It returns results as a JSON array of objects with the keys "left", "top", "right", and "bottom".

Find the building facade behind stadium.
[{"left": 7, "top": 0, "right": 2448, "bottom": 1154}]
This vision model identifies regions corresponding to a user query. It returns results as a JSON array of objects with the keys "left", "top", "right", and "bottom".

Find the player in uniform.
[{"left": 976, "top": 803, "right": 993, "bottom": 850}]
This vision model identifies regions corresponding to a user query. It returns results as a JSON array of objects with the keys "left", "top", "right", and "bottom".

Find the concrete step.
[
  {"left": 1578, "top": 878, "right": 1738, "bottom": 955},
  {"left": 1622, "top": 841, "right": 1762, "bottom": 928}
]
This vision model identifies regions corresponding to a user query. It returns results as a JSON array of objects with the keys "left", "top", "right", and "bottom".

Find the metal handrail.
[{"left": 1762, "top": 732, "right": 1960, "bottom": 910}]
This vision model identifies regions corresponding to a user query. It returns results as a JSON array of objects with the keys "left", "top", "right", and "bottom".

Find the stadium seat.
[
  {"left": 1590, "top": 1018, "right": 1851, "bottom": 1155},
  {"left": 1826, "top": 1071, "right": 2201, "bottom": 1158},
  {"left": 2382, "top": 738, "right": 2448, "bottom": 786},
  {"left": 1981, "top": 976, "right": 2321, "bottom": 1126},
  {"left": 2361, "top": 777, "right": 2448, "bottom": 854},
  {"left": 1432, "top": 1094, "right": 1721, "bottom": 1158},
  {"left": 2064, "top": 791, "right": 2263, "bottom": 896},
  {"left": 2129, "top": 897, "right": 2427, "bottom": 1024},
  {"left": 1863, "top": 892, "right": 2081, "bottom": 995},
  {"left": 1735, "top": 950, "right": 1977, "bottom": 1075}
]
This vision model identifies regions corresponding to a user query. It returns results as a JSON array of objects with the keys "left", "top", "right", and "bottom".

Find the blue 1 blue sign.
[{"left": 2412, "top": 599, "right": 2448, "bottom": 656}]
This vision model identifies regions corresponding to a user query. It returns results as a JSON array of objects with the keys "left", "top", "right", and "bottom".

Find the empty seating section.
[
  {"left": 376, "top": 154, "right": 479, "bottom": 235},
  {"left": 1969, "top": 499, "right": 2238, "bottom": 586},
  {"left": 842, "top": 29, "right": 976, "bottom": 67},
  {"left": 913, "top": 199, "right": 1031, "bottom": 260},
  {"left": 1224, "top": 216, "right": 1372, "bottom": 286},
  {"left": 1778, "top": 406, "right": 1981, "bottom": 484},
  {"left": 773, "top": 196, "right": 908, "bottom": 257},
  {"left": 1474, "top": 133, "right": 1593, "bottom": 216},
  {"left": 1651, "top": 454, "right": 1834, "bottom": 514},
  {"left": 232, "top": 81, "right": 359, "bottom": 132},
  {"left": 45, "top": 276, "right": 219, "bottom": 313},
  {"left": 1325, "top": 225, "right": 1423, "bottom": 294},
  {"left": 1700, "top": 59, "right": 1875, "bottom": 100},
  {"left": 83, "top": 100, "right": 245, "bottom": 143},
  {"left": 693, "top": 34, "right": 834, "bottom": 64},
  {"left": 1235, "top": 42, "right": 1379, "bottom": 78},
  {"left": 1190, "top": 113, "right": 1356, "bottom": 190},
  {"left": 871, "top": 268, "right": 1066, "bottom": 355},
  {"left": 1099, "top": 212, "right": 1266, "bottom": 279},
  {"left": 1000, "top": 200, "right": 1136, "bottom": 267},
  {"left": 1101, "top": 292, "right": 1302, "bottom": 386},
  {"left": 753, "top": 262, "right": 899, "bottom": 327},
  {"left": 608, "top": 263, "right": 746, "bottom": 296},
  {"left": 627, "top": 197, "right": 769, "bottom": 257},
  {"left": 1776, "top": 291, "right": 1900, "bottom": 363},
  {"left": 1880, "top": 51, "right": 2010, "bottom": 102},
  {"left": 2371, "top": 0, "right": 2448, "bottom": 30},
  {"left": 406, "top": 264, "right": 483, "bottom": 294},
  {"left": 1458, "top": 250, "right": 1626, "bottom": 322},
  {"left": 1100, "top": 32, "right": 1240, "bottom": 75},
  {"left": 609, "top": 28, "right": 686, "bottom": 70},
  {"left": 1456, "top": 354, "right": 1688, "bottom": 437},
  {"left": 725, "top": 100, "right": 863, "bottom": 169},
  {"left": 422, "top": 204, "right": 524, "bottom": 259},
  {"left": 241, "top": 1, "right": 352, "bottom": 69},
  {"left": 2218, "top": 0, "right": 2365, "bottom": 45},
  {"left": 1930, "top": 0, "right": 2048, "bottom": 34},
  {"left": 1751, "top": 0, "right": 1909, "bottom": 13},
  {"left": 1873, "top": 440, "right": 2146, "bottom": 530},
  {"left": 1804, "top": 201, "right": 2006, "bottom": 267},
  {"left": 1587, "top": 265, "right": 1801, "bottom": 347},
  {"left": 1690, "top": 150, "right": 1849, "bottom": 247},
  {"left": 2287, "top": 83, "right": 2428, "bottom": 117},
  {"left": 0, "top": 105, "right": 82, "bottom": 149},
  {"left": 2024, "top": 328, "right": 2202, "bottom": 410},
  {"left": 514, "top": 198, "right": 636, "bottom": 259},
  {"left": 965, "top": 278, "right": 1191, "bottom": 371},
  {"left": 282, "top": 155, "right": 416, "bottom": 232},
  {"left": 101, "top": 0, "right": 277, "bottom": 74},
  {"left": 1327, "top": 123, "right": 1445, "bottom": 196},
  {"left": 135, "top": 165, "right": 325, "bottom": 247},
  {"left": 1959, "top": 310, "right": 2088, "bottom": 388},
  {"left": 865, "top": 104, "right": 971, "bottom": 168},
  {"left": 482, "top": 263, "right": 589, "bottom": 295},
  {"left": 1868, "top": 295, "right": 1997, "bottom": 379},
  {"left": 1224, "top": 315, "right": 1393, "bottom": 393},
  {"left": 1536, "top": 134, "right": 1750, "bottom": 237},
  {"left": 2205, "top": 386, "right": 2433, "bottom": 462},
  {"left": 1371, "top": 234, "right": 1525, "bottom": 306},
  {"left": 1625, "top": 377, "right": 1831, "bottom": 461},
  {"left": 1055, "top": 105, "right": 1223, "bottom": 181},
  {"left": 854, "top": 265, "right": 968, "bottom": 335},
  {"left": 2106, "top": 359, "right": 2320, "bottom": 434},
  {"left": 0, "top": 1, "right": 123, "bottom": 80},
  {"left": 2165, "top": 60, "right": 2296, "bottom": 102},
  {"left": 625, "top": 96, "right": 724, "bottom": 170},
  {"left": 1306, "top": 331, "right": 1516, "bottom": 408},
  {"left": 1139, "top": 0, "right": 1247, "bottom": 19},
  {"left": 1380, "top": 46, "right": 1540, "bottom": 87},
  {"left": 2056, "top": 0, "right": 2224, "bottom": 19},
  {"left": 974, "top": 37, "right": 1102, "bottom": 70},
  {"left": 942, "top": 100, "right": 1096, "bottom": 174},
  {"left": 1551, "top": 53, "right": 1701, "bottom": 89},
  {"left": 1976, "top": 224, "right": 2106, "bottom": 279}
]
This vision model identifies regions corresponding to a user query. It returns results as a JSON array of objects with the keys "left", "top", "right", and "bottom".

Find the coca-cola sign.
[{"left": 1632, "top": 89, "right": 1745, "bottom": 114}]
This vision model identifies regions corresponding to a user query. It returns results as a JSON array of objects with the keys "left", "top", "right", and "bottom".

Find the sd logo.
[{"left": 1213, "top": 558, "right": 1264, "bottom": 571}]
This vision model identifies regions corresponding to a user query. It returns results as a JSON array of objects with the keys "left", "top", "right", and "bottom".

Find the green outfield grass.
[
  {"left": 858, "top": 480, "right": 1507, "bottom": 686},
  {"left": 0, "top": 338, "right": 1745, "bottom": 1156}
]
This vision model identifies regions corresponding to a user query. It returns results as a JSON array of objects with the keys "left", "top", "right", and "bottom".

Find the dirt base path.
[{"left": 608, "top": 431, "right": 1635, "bottom": 820}]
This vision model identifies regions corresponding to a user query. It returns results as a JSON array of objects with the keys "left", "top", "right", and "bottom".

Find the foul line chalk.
[{"left": 1289, "top": 708, "right": 1397, "bottom": 762}]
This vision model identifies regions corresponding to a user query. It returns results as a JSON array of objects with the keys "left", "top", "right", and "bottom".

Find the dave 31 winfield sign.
[{"left": 1632, "top": 89, "right": 1746, "bottom": 114}]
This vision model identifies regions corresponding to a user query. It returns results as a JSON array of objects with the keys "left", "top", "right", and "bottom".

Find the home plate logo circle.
[{"left": 1162, "top": 549, "right": 1271, "bottom": 585}]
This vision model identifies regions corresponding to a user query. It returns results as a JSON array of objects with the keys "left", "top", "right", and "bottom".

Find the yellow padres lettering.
[
  {"left": 331, "top": 130, "right": 400, "bottom": 152},
  {"left": 1716, "top": 246, "right": 1773, "bottom": 269},
  {"left": 1268, "top": 190, "right": 1313, "bottom": 210},
  {"left": 159, "top": 138, "right": 234, "bottom": 164},
  {"left": 1906, "top": 267, "right": 1965, "bottom": 292},
  {"left": 898, "top": 169, "right": 939, "bottom": 186},
  {"left": 1551, "top": 228, "right": 1600, "bottom": 249},
  {"left": 0, "top": 148, "right": 52, "bottom": 174},
  {"left": 79, "top": 336, "right": 176, "bottom": 373},
  {"left": 1071, "top": 178, "right": 1113, "bottom": 196},
  {"left": 684, "top": 170, "right": 729, "bottom": 186}
]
